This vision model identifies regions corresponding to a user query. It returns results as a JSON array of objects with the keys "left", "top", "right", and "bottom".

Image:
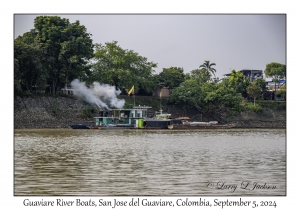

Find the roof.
[
  {"left": 239, "top": 69, "right": 263, "bottom": 73},
  {"left": 223, "top": 69, "right": 263, "bottom": 76}
]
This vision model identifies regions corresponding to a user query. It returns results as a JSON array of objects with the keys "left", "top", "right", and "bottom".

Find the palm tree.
[{"left": 199, "top": 60, "right": 216, "bottom": 79}]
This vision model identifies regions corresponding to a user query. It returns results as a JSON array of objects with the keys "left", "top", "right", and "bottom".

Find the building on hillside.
[
  {"left": 263, "top": 80, "right": 286, "bottom": 100},
  {"left": 61, "top": 87, "right": 74, "bottom": 95},
  {"left": 266, "top": 80, "right": 286, "bottom": 91},
  {"left": 224, "top": 69, "right": 263, "bottom": 82}
]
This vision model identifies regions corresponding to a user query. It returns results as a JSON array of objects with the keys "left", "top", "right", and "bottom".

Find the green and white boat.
[{"left": 94, "top": 106, "right": 151, "bottom": 129}]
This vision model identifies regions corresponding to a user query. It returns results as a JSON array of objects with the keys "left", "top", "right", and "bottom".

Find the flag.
[{"left": 128, "top": 85, "right": 134, "bottom": 95}]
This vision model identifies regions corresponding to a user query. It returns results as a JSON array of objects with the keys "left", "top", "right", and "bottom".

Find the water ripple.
[{"left": 14, "top": 128, "right": 286, "bottom": 196}]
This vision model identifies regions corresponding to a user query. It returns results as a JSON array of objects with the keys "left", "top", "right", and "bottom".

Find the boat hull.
[
  {"left": 144, "top": 119, "right": 172, "bottom": 129},
  {"left": 101, "top": 124, "right": 135, "bottom": 129},
  {"left": 70, "top": 124, "right": 91, "bottom": 129},
  {"left": 172, "top": 124, "right": 236, "bottom": 130}
]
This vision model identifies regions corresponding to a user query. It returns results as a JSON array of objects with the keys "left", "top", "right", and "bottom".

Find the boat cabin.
[{"left": 95, "top": 106, "right": 151, "bottom": 127}]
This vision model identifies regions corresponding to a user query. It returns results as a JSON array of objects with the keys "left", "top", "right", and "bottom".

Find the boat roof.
[
  {"left": 101, "top": 107, "right": 151, "bottom": 111},
  {"left": 133, "top": 106, "right": 152, "bottom": 109},
  {"left": 176, "top": 117, "right": 190, "bottom": 120}
]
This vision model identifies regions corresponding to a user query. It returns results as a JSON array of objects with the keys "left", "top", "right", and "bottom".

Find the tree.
[
  {"left": 171, "top": 79, "right": 205, "bottom": 112},
  {"left": 276, "top": 83, "right": 286, "bottom": 100},
  {"left": 204, "top": 82, "right": 243, "bottom": 112},
  {"left": 253, "top": 78, "right": 268, "bottom": 92},
  {"left": 14, "top": 58, "right": 21, "bottom": 93},
  {"left": 171, "top": 78, "right": 243, "bottom": 115},
  {"left": 92, "top": 41, "right": 157, "bottom": 95},
  {"left": 184, "top": 73, "right": 191, "bottom": 80},
  {"left": 14, "top": 33, "right": 46, "bottom": 93},
  {"left": 228, "top": 69, "right": 250, "bottom": 98},
  {"left": 265, "top": 62, "right": 286, "bottom": 81},
  {"left": 190, "top": 69, "right": 211, "bottom": 85},
  {"left": 246, "top": 82, "right": 262, "bottom": 105},
  {"left": 158, "top": 67, "right": 185, "bottom": 89},
  {"left": 199, "top": 60, "right": 216, "bottom": 79},
  {"left": 265, "top": 62, "right": 286, "bottom": 100},
  {"left": 32, "top": 16, "right": 94, "bottom": 94}
]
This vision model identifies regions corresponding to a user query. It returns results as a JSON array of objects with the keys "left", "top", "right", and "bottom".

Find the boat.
[
  {"left": 144, "top": 118, "right": 172, "bottom": 129},
  {"left": 92, "top": 105, "right": 235, "bottom": 130},
  {"left": 171, "top": 117, "right": 235, "bottom": 130},
  {"left": 172, "top": 124, "right": 236, "bottom": 129},
  {"left": 70, "top": 124, "right": 91, "bottom": 129},
  {"left": 94, "top": 106, "right": 151, "bottom": 129},
  {"left": 144, "top": 109, "right": 173, "bottom": 129}
]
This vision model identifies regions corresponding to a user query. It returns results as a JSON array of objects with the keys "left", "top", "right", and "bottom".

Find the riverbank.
[{"left": 14, "top": 96, "right": 286, "bottom": 129}]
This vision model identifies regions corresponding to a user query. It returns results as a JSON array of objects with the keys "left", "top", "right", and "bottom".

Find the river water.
[{"left": 14, "top": 128, "right": 286, "bottom": 196}]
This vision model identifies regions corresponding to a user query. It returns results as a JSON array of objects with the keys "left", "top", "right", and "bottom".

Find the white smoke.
[{"left": 70, "top": 79, "right": 125, "bottom": 109}]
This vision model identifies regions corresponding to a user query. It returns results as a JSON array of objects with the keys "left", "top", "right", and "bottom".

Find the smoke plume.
[{"left": 70, "top": 79, "right": 125, "bottom": 109}]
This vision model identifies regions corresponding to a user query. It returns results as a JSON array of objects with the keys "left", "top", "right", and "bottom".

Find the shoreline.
[
  {"left": 13, "top": 120, "right": 286, "bottom": 129},
  {"left": 14, "top": 127, "right": 286, "bottom": 130},
  {"left": 14, "top": 96, "right": 286, "bottom": 130}
]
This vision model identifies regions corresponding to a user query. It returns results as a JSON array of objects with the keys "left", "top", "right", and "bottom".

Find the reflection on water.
[{"left": 14, "top": 129, "right": 286, "bottom": 195}]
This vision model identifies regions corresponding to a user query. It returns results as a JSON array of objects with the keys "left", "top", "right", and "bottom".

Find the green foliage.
[
  {"left": 14, "top": 35, "right": 47, "bottom": 92},
  {"left": 258, "top": 101, "right": 278, "bottom": 109},
  {"left": 276, "top": 83, "right": 286, "bottom": 100},
  {"left": 14, "top": 16, "right": 284, "bottom": 119},
  {"left": 228, "top": 69, "right": 250, "bottom": 98},
  {"left": 199, "top": 60, "right": 216, "bottom": 78},
  {"left": 14, "top": 16, "right": 94, "bottom": 94},
  {"left": 158, "top": 67, "right": 185, "bottom": 89},
  {"left": 184, "top": 73, "right": 191, "bottom": 80},
  {"left": 122, "top": 96, "right": 167, "bottom": 111},
  {"left": 204, "top": 82, "right": 243, "bottom": 112},
  {"left": 80, "top": 107, "right": 97, "bottom": 118},
  {"left": 51, "top": 100, "right": 61, "bottom": 116},
  {"left": 190, "top": 69, "right": 211, "bottom": 85},
  {"left": 17, "top": 90, "right": 34, "bottom": 97},
  {"left": 247, "top": 82, "right": 262, "bottom": 105},
  {"left": 253, "top": 78, "right": 268, "bottom": 92},
  {"left": 171, "top": 65, "right": 250, "bottom": 115},
  {"left": 92, "top": 41, "right": 157, "bottom": 95},
  {"left": 171, "top": 79, "right": 243, "bottom": 113},
  {"left": 277, "top": 102, "right": 286, "bottom": 110},
  {"left": 265, "top": 62, "right": 286, "bottom": 80},
  {"left": 171, "top": 79, "right": 203, "bottom": 107},
  {"left": 242, "top": 102, "right": 263, "bottom": 113}
]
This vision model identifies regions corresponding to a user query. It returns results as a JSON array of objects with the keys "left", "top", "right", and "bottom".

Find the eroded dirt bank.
[{"left": 14, "top": 96, "right": 286, "bottom": 129}]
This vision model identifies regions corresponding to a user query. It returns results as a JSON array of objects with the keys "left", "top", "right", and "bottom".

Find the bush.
[
  {"left": 242, "top": 102, "right": 263, "bottom": 113},
  {"left": 277, "top": 102, "right": 286, "bottom": 110},
  {"left": 51, "top": 100, "right": 61, "bottom": 116},
  {"left": 258, "top": 101, "right": 278, "bottom": 109},
  {"left": 80, "top": 107, "right": 97, "bottom": 118},
  {"left": 16, "top": 90, "right": 34, "bottom": 97}
]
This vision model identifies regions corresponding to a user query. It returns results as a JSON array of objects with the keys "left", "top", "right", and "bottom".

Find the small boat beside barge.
[
  {"left": 171, "top": 117, "right": 236, "bottom": 129},
  {"left": 171, "top": 123, "right": 236, "bottom": 130},
  {"left": 70, "top": 124, "right": 91, "bottom": 129}
]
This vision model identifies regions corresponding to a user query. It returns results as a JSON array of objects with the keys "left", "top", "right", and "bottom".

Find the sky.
[{"left": 14, "top": 14, "right": 286, "bottom": 79}]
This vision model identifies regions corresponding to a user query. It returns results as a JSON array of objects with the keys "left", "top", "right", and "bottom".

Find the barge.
[
  {"left": 94, "top": 106, "right": 152, "bottom": 129},
  {"left": 144, "top": 109, "right": 173, "bottom": 129},
  {"left": 89, "top": 105, "right": 235, "bottom": 130}
]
